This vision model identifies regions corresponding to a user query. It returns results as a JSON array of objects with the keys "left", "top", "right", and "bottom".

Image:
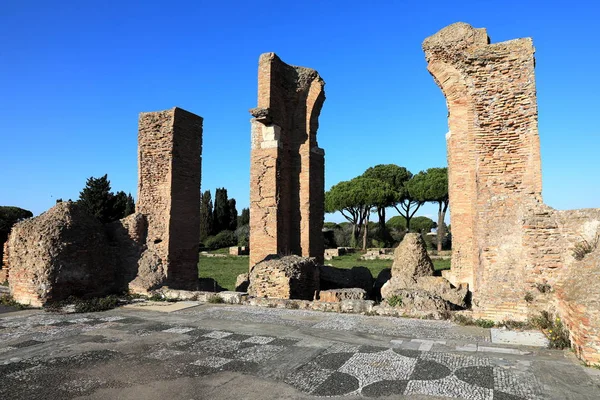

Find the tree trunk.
[
  {"left": 362, "top": 214, "right": 369, "bottom": 251},
  {"left": 437, "top": 200, "right": 449, "bottom": 252},
  {"left": 437, "top": 202, "right": 443, "bottom": 252}
]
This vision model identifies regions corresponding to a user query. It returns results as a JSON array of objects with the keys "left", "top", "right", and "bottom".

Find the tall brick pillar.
[
  {"left": 249, "top": 53, "right": 326, "bottom": 268},
  {"left": 137, "top": 107, "right": 202, "bottom": 290},
  {"left": 423, "top": 23, "right": 542, "bottom": 318}
]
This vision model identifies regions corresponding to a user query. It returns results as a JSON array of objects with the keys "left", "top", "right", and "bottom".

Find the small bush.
[
  {"left": 524, "top": 292, "right": 534, "bottom": 303},
  {"left": 474, "top": 318, "right": 495, "bottom": 328},
  {"left": 530, "top": 311, "right": 571, "bottom": 349},
  {"left": 285, "top": 301, "right": 300, "bottom": 309},
  {"left": 452, "top": 314, "right": 495, "bottom": 328},
  {"left": 452, "top": 314, "right": 474, "bottom": 325},
  {"left": 205, "top": 230, "right": 237, "bottom": 250},
  {"left": 0, "top": 294, "right": 28, "bottom": 310},
  {"left": 499, "top": 320, "right": 532, "bottom": 330},
  {"left": 44, "top": 295, "right": 122, "bottom": 313},
  {"left": 387, "top": 295, "right": 403, "bottom": 307},
  {"left": 73, "top": 295, "right": 120, "bottom": 313},
  {"left": 207, "top": 295, "right": 224, "bottom": 304}
]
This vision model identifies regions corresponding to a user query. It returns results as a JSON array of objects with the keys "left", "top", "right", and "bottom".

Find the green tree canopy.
[
  {"left": 325, "top": 177, "right": 396, "bottom": 249},
  {"left": 238, "top": 208, "right": 250, "bottom": 226},
  {"left": 362, "top": 164, "right": 412, "bottom": 245},
  {"left": 386, "top": 215, "right": 436, "bottom": 233},
  {"left": 360, "top": 164, "right": 423, "bottom": 231},
  {"left": 406, "top": 167, "right": 449, "bottom": 251},
  {"left": 78, "top": 175, "right": 134, "bottom": 223}
]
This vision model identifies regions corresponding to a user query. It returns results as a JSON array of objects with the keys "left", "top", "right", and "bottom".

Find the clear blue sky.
[{"left": 2, "top": 1, "right": 599, "bottom": 224}]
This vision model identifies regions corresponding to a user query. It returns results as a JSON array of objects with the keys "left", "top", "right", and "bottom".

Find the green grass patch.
[
  {"left": 198, "top": 249, "right": 451, "bottom": 291},
  {"left": 199, "top": 254, "right": 249, "bottom": 291}
]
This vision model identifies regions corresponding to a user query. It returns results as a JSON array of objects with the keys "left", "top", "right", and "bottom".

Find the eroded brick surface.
[
  {"left": 424, "top": 23, "right": 600, "bottom": 363},
  {"left": 249, "top": 53, "right": 325, "bottom": 267},
  {"left": 133, "top": 107, "right": 203, "bottom": 291}
]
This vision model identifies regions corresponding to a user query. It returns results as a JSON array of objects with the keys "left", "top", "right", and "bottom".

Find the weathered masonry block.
[
  {"left": 249, "top": 53, "right": 326, "bottom": 267},
  {"left": 133, "top": 107, "right": 203, "bottom": 291},
  {"left": 424, "top": 23, "right": 600, "bottom": 363}
]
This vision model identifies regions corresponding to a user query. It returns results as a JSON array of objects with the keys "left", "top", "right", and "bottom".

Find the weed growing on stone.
[
  {"left": 207, "top": 295, "right": 225, "bottom": 304},
  {"left": 474, "top": 318, "right": 495, "bottom": 328},
  {"left": 44, "top": 295, "right": 122, "bottom": 313},
  {"left": 285, "top": 301, "right": 300, "bottom": 309},
  {"left": 530, "top": 311, "right": 571, "bottom": 349},
  {"left": 524, "top": 292, "right": 534, "bottom": 303},
  {"left": 498, "top": 319, "right": 532, "bottom": 330},
  {"left": 387, "top": 295, "right": 403, "bottom": 307},
  {"left": 572, "top": 232, "right": 599, "bottom": 261},
  {"left": 0, "top": 294, "right": 29, "bottom": 310},
  {"left": 452, "top": 314, "right": 495, "bottom": 328},
  {"left": 1, "top": 280, "right": 8, "bottom": 286},
  {"left": 534, "top": 282, "right": 552, "bottom": 293}
]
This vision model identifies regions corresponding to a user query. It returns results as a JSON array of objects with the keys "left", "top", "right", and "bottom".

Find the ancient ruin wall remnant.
[
  {"left": 423, "top": 23, "right": 543, "bottom": 313},
  {"left": 249, "top": 53, "right": 326, "bottom": 267},
  {"left": 135, "top": 107, "right": 203, "bottom": 291}
]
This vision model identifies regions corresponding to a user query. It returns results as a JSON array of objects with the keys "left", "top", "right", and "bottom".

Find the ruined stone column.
[
  {"left": 135, "top": 107, "right": 202, "bottom": 291},
  {"left": 423, "top": 23, "right": 542, "bottom": 318},
  {"left": 249, "top": 53, "right": 326, "bottom": 268}
]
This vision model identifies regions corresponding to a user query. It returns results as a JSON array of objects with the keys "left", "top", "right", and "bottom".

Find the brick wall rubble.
[
  {"left": 6, "top": 107, "right": 203, "bottom": 303},
  {"left": 249, "top": 53, "right": 325, "bottom": 268},
  {"left": 424, "top": 22, "right": 600, "bottom": 363},
  {"left": 247, "top": 255, "right": 319, "bottom": 300},
  {"left": 7, "top": 202, "right": 117, "bottom": 307}
]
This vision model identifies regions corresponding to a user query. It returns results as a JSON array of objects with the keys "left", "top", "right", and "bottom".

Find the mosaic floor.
[{"left": 0, "top": 311, "right": 549, "bottom": 399}]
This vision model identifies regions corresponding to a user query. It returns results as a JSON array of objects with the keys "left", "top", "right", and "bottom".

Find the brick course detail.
[
  {"left": 134, "top": 107, "right": 203, "bottom": 291},
  {"left": 424, "top": 23, "right": 600, "bottom": 363},
  {"left": 249, "top": 53, "right": 326, "bottom": 267}
]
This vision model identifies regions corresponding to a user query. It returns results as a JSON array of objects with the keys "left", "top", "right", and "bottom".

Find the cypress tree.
[
  {"left": 78, "top": 174, "right": 114, "bottom": 223},
  {"left": 213, "top": 188, "right": 230, "bottom": 234},
  {"left": 228, "top": 198, "right": 238, "bottom": 231},
  {"left": 238, "top": 207, "right": 249, "bottom": 226},
  {"left": 199, "top": 190, "right": 213, "bottom": 241}
]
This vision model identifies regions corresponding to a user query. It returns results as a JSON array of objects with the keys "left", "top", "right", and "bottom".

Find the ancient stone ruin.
[
  {"left": 249, "top": 53, "right": 326, "bottom": 268},
  {"left": 380, "top": 233, "right": 467, "bottom": 311},
  {"left": 5, "top": 107, "right": 203, "bottom": 305},
  {"left": 133, "top": 107, "right": 203, "bottom": 291},
  {"left": 424, "top": 22, "right": 600, "bottom": 363},
  {"left": 247, "top": 255, "right": 320, "bottom": 300}
]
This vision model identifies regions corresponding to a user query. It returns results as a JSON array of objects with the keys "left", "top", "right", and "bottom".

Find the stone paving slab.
[
  {"left": 0, "top": 305, "right": 599, "bottom": 399},
  {"left": 121, "top": 300, "right": 201, "bottom": 312},
  {"left": 491, "top": 328, "right": 549, "bottom": 347}
]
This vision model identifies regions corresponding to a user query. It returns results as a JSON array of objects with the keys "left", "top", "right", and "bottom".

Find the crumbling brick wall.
[
  {"left": 7, "top": 202, "right": 116, "bottom": 306},
  {"left": 424, "top": 23, "right": 600, "bottom": 362},
  {"left": 249, "top": 53, "right": 325, "bottom": 268},
  {"left": 134, "top": 107, "right": 203, "bottom": 291}
]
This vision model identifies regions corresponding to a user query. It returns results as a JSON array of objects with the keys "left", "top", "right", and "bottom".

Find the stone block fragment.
[{"left": 247, "top": 255, "right": 319, "bottom": 300}]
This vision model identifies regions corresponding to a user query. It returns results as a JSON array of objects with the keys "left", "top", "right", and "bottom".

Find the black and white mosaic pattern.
[
  {"left": 0, "top": 312, "right": 544, "bottom": 399},
  {"left": 284, "top": 342, "right": 541, "bottom": 398}
]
